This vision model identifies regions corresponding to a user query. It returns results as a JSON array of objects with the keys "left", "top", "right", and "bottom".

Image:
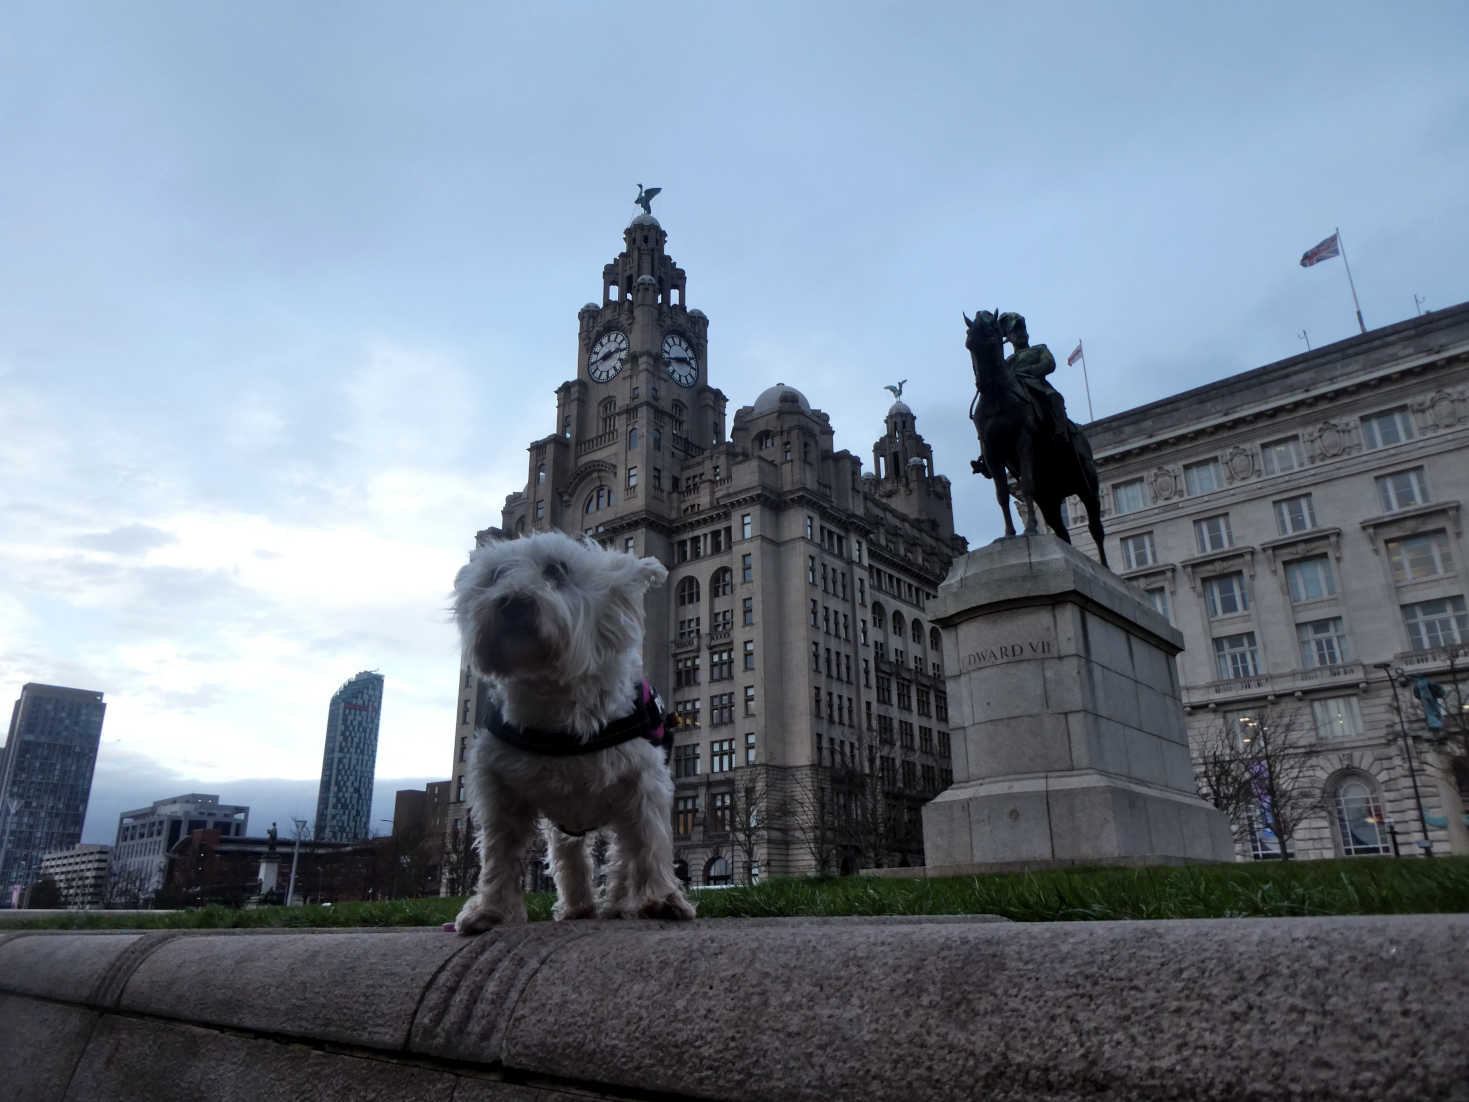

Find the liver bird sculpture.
[
  {"left": 884, "top": 379, "right": 908, "bottom": 400},
  {"left": 635, "top": 184, "right": 662, "bottom": 215}
]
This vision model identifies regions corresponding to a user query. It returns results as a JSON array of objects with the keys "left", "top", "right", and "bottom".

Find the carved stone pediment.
[
  {"left": 1148, "top": 466, "right": 1182, "bottom": 503},
  {"left": 1304, "top": 419, "right": 1360, "bottom": 462},
  {"left": 1412, "top": 387, "right": 1469, "bottom": 432},
  {"left": 1222, "top": 445, "right": 1256, "bottom": 484}
]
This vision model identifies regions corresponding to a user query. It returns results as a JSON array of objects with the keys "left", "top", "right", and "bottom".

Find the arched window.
[
  {"left": 871, "top": 602, "right": 886, "bottom": 629},
  {"left": 705, "top": 854, "right": 731, "bottom": 886},
  {"left": 710, "top": 567, "right": 733, "bottom": 598},
  {"left": 673, "top": 858, "right": 690, "bottom": 885},
  {"left": 892, "top": 611, "right": 905, "bottom": 637},
  {"left": 930, "top": 626, "right": 941, "bottom": 651},
  {"left": 756, "top": 432, "right": 774, "bottom": 450},
  {"left": 600, "top": 398, "right": 617, "bottom": 434},
  {"left": 536, "top": 463, "right": 546, "bottom": 484},
  {"left": 672, "top": 401, "right": 686, "bottom": 435},
  {"left": 515, "top": 517, "right": 526, "bottom": 534},
  {"left": 584, "top": 485, "right": 615, "bottom": 513},
  {"left": 1333, "top": 775, "right": 1391, "bottom": 856},
  {"left": 911, "top": 619, "right": 923, "bottom": 645},
  {"left": 676, "top": 577, "right": 701, "bottom": 607}
]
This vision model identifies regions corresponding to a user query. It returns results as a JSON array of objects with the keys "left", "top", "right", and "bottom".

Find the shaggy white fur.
[{"left": 451, "top": 529, "right": 695, "bottom": 931}]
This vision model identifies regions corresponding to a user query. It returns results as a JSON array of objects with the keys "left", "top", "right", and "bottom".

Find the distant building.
[
  {"left": 1073, "top": 302, "right": 1469, "bottom": 860},
  {"left": 38, "top": 844, "right": 112, "bottom": 909},
  {"left": 108, "top": 793, "right": 249, "bottom": 904},
  {"left": 165, "top": 829, "right": 379, "bottom": 907},
  {"left": 0, "top": 684, "right": 106, "bottom": 907},
  {"left": 314, "top": 671, "right": 384, "bottom": 842},
  {"left": 386, "top": 781, "right": 450, "bottom": 897},
  {"left": 445, "top": 213, "right": 965, "bottom": 886}
]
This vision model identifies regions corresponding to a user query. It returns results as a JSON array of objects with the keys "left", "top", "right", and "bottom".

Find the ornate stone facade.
[{"left": 1073, "top": 303, "right": 1469, "bottom": 860}]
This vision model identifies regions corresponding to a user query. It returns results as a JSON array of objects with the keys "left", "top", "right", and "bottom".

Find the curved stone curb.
[{"left": 1, "top": 915, "right": 1466, "bottom": 1101}]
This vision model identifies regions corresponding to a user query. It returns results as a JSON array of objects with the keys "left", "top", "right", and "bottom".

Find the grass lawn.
[{"left": 10, "top": 856, "right": 1469, "bottom": 931}]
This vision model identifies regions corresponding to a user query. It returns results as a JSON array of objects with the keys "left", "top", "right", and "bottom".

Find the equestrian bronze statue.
[{"left": 965, "top": 309, "right": 1108, "bottom": 568}]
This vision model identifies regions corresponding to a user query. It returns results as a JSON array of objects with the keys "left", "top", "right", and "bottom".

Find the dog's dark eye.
[{"left": 543, "top": 560, "right": 569, "bottom": 586}]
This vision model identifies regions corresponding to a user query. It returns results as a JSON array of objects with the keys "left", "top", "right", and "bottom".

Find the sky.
[{"left": 2, "top": 2, "right": 1466, "bottom": 845}]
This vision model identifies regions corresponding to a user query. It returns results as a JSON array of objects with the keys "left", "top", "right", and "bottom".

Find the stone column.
[{"left": 923, "top": 535, "right": 1234, "bottom": 873}]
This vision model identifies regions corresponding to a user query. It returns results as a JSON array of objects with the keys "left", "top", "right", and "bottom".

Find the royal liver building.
[{"left": 446, "top": 206, "right": 966, "bottom": 885}]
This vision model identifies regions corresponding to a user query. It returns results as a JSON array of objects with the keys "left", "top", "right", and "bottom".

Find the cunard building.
[
  {"left": 1073, "top": 302, "right": 1469, "bottom": 860},
  {"left": 446, "top": 207, "right": 966, "bottom": 885}
]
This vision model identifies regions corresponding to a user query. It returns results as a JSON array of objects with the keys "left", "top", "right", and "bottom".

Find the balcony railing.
[
  {"left": 1183, "top": 661, "right": 1369, "bottom": 706},
  {"left": 576, "top": 430, "right": 617, "bottom": 457}
]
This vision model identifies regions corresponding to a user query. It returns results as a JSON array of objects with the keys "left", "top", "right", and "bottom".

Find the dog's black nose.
[{"left": 497, "top": 594, "right": 535, "bottom": 626}]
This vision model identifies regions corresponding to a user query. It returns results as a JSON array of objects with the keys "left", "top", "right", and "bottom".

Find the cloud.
[{"left": 74, "top": 524, "right": 179, "bottom": 555}]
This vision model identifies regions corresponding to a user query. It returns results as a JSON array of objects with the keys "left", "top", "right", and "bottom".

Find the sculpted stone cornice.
[
  {"left": 1260, "top": 527, "right": 1344, "bottom": 572},
  {"left": 1182, "top": 547, "right": 1257, "bottom": 592},
  {"left": 1360, "top": 499, "right": 1463, "bottom": 552}
]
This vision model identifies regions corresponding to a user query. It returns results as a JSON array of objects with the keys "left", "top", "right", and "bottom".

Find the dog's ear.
[{"left": 633, "top": 555, "right": 668, "bottom": 591}]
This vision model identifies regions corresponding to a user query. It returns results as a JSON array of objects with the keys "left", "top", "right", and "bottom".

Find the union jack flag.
[
  {"left": 1299, "top": 232, "right": 1340, "bottom": 268},
  {"left": 1066, "top": 342, "right": 1083, "bottom": 366}
]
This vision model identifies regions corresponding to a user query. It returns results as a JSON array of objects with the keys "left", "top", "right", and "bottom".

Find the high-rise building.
[
  {"left": 314, "top": 671, "right": 384, "bottom": 842},
  {"left": 446, "top": 211, "right": 966, "bottom": 885},
  {"left": 0, "top": 683, "right": 106, "bottom": 906},
  {"left": 109, "top": 793, "right": 249, "bottom": 904},
  {"left": 1073, "top": 302, "right": 1469, "bottom": 860}
]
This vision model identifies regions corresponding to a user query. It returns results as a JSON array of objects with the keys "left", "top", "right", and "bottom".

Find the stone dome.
[
  {"left": 630, "top": 213, "right": 661, "bottom": 228},
  {"left": 750, "top": 383, "right": 813, "bottom": 417},
  {"left": 887, "top": 399, "right": 912, "bottom": 417}
]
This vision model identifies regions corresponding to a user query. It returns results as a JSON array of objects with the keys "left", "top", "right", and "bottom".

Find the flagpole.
[
  {"left": 1336, "top": 226, "right": 1366, "bottom": 334},
  {"left": 1078, "top": 341, "right": 1095, "bottom": 422}
]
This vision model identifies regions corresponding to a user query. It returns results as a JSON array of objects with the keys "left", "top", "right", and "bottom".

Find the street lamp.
[
  {"left": 286, "top": 817, "right": 309, "bottom": 905},
  {"left": 1374, "top": 662, "right": 1433, "bottom": 856}
]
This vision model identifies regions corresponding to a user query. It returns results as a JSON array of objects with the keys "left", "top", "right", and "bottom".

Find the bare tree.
[
  {"left": 726, "top": 768, "right": 767, "bottom": 883},
  {"left": 785, "top": 766, "right": 841, "bottom": 876},
  {"left": 441, "top": 813, "right": 480, "bottom": 896},
  {"left": 1196, "top": 703, "right": 1320, "bottom": 859}
]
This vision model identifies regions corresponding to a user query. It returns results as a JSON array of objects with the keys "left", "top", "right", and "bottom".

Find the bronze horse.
[{"left": 965, "top": 310, "right": 1108, "bottom": 567}]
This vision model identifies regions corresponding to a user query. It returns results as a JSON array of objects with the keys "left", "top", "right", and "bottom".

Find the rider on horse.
[{"left": 973, "top": 311, "right": 1071, "bottom": 478}]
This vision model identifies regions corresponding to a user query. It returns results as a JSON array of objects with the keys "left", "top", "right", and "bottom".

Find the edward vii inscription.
[{"left": 963, "top": 637, "right": 1054, "bottom": 669}]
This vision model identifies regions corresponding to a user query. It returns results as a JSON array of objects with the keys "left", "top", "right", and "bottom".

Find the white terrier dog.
[{"left": 451, "top": 528, "right": 696, "bottom": 931}]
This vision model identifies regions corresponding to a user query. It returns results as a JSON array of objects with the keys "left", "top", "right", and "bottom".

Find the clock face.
[
  {"left": 662, "top": 333, "right": 697, "bottom": 387},
  {"left": 588, "top": 330, "right": 629, "bottom": 382}
]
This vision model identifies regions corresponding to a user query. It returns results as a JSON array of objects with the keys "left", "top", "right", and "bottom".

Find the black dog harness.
[
  {"left": 485, "top": 680, "right": 673, "bottom": 839},
  {"left": 486, "top": 679, "right": 673, "bottom": 764}
]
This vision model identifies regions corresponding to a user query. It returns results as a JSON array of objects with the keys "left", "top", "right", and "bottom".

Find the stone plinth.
[{"left": 923, "top": 534, "right": 1233, "bottom": 873}]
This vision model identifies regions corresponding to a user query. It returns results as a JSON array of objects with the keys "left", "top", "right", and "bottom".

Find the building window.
[
  {"left": 1112, "top": 478, "right": 1148, "bottom": 515},
  {"left": 1285, "top": 556, "right": 1336, "bottom": 603},
  {"left": 742, "top": 597, "right": 753, "bottom": 625},
  {"left": 744, "top": 686, "right": 755, "bottom": 715},
  {"left": 710, "top": 567, "right": 733, "bottom": 598},
  {"left": 1297, "top": 617, "right": 1351, "bottom": 668},
  {"left": 1146, "top": 587, "right": 1171, "bottom": 619},
  {"left": 534, "top": 499, "right": 544, "bottom": 519},
  {"left": 676, "top": 577, "right": 701, "bottom": 607},
  {"left": 709, "top": 649, "right": 733, "bottom": 682},
  {"left": 745, "top": 732, "right": 757, "bottom": 765},
  {"left": 1193, "top": 514, "right": 1233, "bottom": 553},
  {"left": 653, "top": 428, "right": 662, "bottom": 452},
  {"left": 896, "top": 680, "right": 913, "bottom": 711},
  {"left": 741, "top": 513, "right": 752, "bottom": 540},
  {"left": 599, "top": 398, "right": 617, "bottom": 434},
  {"left": 1402, "top": 596, "right": 1468, "bottom": 650},
  {"left": 1203, "top": 572, "right": 1250, "bottom": 618},
  {"left": 710, "top": 737, "right": 735, "bottom": 772},
  {"left": 1334, "top": 778, "right": 1391, "bottom": 856},
  {"left": 1273, "top": 494, "right": 1316, "bottom": 535},
  {"left": 709, "top": 792, "right": 732, "bottom": 834},
  {"left": 675, "top": 699, "right": 702, "bottom": 730},
  {"left": 935, "top": 691, "right": 948, "bottom": 722},
  {"left": 710, "top": 692, "right": 735, "bottom": 726},
  {"left": 1360, "top": 407, "right": 1416, "bottom": 450},
  {"left": 1312, "top": 696, "right": 1364, "bottom": 739},
  {"left": 675, "top": 655, "right": 701, "bottom": 688},
  {"left": 1120, "top": 531, "right": 1155, "bottom": 570},
  {"left": 740, "top": 640, "right": 754, "bottom": 671},
  {"left": 626, "top": 465, "right": 638, "bottom": 489},
  {"left": 1183, "top": 458, "right": 1222, "bottom": 496},
  {"left": 1213, "top": 633, "right": 1260, "bottom": 679},
  {"left": 916, "top": 686, "right": 932, "bottom": 717},
  {"left": 675, "top": 795, "right": 698, "bottom": 836},
  {"left": 1386, "top": 531, "right": 1454, "bottom": 584},
  {"left": 627, "top": 427, "right": 638, "bottom": 450},
  {"left": 585, "top": 485, "right": 615, "bottom": 513},
  {"left": 673, "top": 744, "right": 701, "bottom": 778},
  {"left": 1260, "top": 436, "right": 1304, "bottom": 475},
  {"left": 624, "top": 537, "right": 635, "bottom": 553},
  {"left": 1375, "top": 467, "right": 1430, "bottom": 513}
]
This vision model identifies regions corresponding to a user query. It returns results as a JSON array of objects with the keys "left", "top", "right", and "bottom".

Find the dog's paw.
[
  {"left": 453, "top": 895, "right": 527, "bottom": 935},
  {"left": 552, "top": 900, "right": 597, "bottom": 921},
  {"left": 637, "top": 891, "right": 697, "bottom": 921}
]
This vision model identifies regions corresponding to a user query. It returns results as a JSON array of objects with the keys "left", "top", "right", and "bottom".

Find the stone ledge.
[{"left": 2, "top": 915, "right": 1466, "bottom": 1100}]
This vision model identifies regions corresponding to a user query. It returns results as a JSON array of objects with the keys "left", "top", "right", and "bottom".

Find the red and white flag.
[
  {"left": 1299, "top": 232, "right": 1341, "bottom": 268},
  {"left": 1066, "top": 342, "right": 1083, "bottom": 366}
]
